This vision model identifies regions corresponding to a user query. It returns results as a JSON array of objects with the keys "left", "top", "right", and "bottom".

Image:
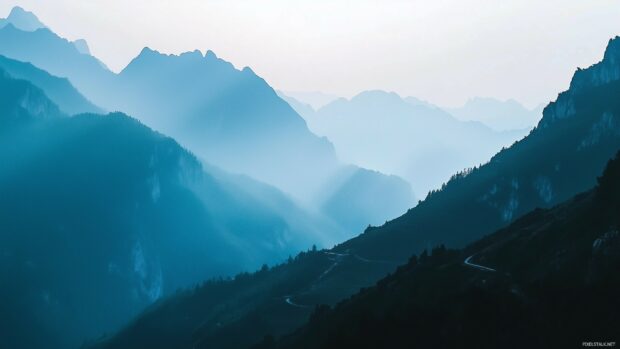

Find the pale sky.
[{"left": 1, "top": 0, "right": 619, "bottom": 108}]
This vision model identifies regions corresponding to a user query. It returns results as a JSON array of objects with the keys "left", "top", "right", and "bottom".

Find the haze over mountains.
[
  {"left": 278, "top": 90, "right": 339, "bottom": 110},
  {"left": 1, "top": 4, "right": 619, "bottom": 349},
  {"left": 286, "top": 90, "right": 528, "bottom": 196},
  {"left": 0, "top": 6, "right": 45, "bottom": 31},
  {"left": 263, "top": 152, "right": 620, "bottom": 349},
  {"left": 0, "top": 64, "right": 346, "bottom": 348},
  {"left": 446, "top": 97, "right": 544, "bottom": 132},
  {"left": 0, "top": 7, "right": 414, "bottom": 235},
  {"left": 92, "top": 35, "right": 620, "bottom": 349}
]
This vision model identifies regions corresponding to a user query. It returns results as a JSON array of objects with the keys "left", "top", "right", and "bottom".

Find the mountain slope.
[
  {"left": 0, "top": 55, "right": 102, "bottom": 114},
  {"left": 93, "top": 36, "right": 620, "bottom": 349},
  {"left": 0, "top": 6, "right": 46, "bottom": 31},
  {"left": 264, "top": 152, "right": 620, "bottom": 349},
  {"left": 0, "top": 70, "right": 336, "bottom": 349},
  {"left": 336, "top": 36, "right": 620, "bottom": 261},
  {"left": 109, "top": 48, "right": 338, "bottom": 201},
  {"left": 446, "top": 97, "right": 543, "bottom": 132},
  {"left": 318, "top": 166, "right": 414, "bottom": 233},
  {"left": 0, "top": 22, "right": 114, "bottom": 106},
  {"left": 303, "top": 90, "right": 527, "bottom": 196},
  {"left": 0, "top": 18, "right": 413, "bottom": 234}
]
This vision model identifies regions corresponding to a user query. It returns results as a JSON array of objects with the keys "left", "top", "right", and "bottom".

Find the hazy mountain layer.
[
  {"left": 92, "top": 36, "right": 620, "bottom": 349},
  {"left": 0, "top": 6, "right": 46, "bottom": 31},
  {"left": 338, "top": 36, "right": 620, "bottom": 261},
  {"left": 294, "top": 90, "right": 527, "bottom": 196},
  {"left": 0, "top": 16, "right": 413, "bottom": 235},
  {"left": 446, "top": 96, "right": 544, "bottom": 131},
  {"left": 263, "top": 152, "right": 620, "bottom": 349},
  {"left": 0, "top": 55, "right": 102, "bottom": 115},
  {"left": 0, "top": 69, "right": 338, "bottom": 349}
]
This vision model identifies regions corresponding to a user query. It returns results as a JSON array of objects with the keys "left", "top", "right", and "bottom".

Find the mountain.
[
  {"left": 446, "top": 97, "right": 544, "bottom": 132},
  {"left": 72, "top": 38, "right": 91, "bottom": 55},
  {"left": 0, "top": 6, "right": 46, "bottom": 31},
  {"left": 0, "top": 18, "right": 413, "bottom": 234},
  {"left": 0, "top": 55, "right": 102, "bottom": 114},
  {"left": 276, "top": 92, "right": 315, "bottom": 119},
  {"left": 301, "top": 90, "right": 527, "bottom": 196},
  {"left": 318, "top": 166, "right": 414, "bottom": 233},
  {"left": 0, "top": 69, "right": 339, "bottom": 349},
  {"left": 0, "top": 21, "right": 115, "bottom": 107},
  {"left": 108, "top": 47, "right": 338, "bottom": 201},
  {"left": 279, "top": 90, "right": 339, "bottom": 110},
  {"left": 261, "top": 152, "right": 620, "bottom": 349},
  {"left": 338, "top": 36, "right": 620, "bottom": 261},
  {"left": 92, "top": 36, "right": 620, "bottom": 349}
]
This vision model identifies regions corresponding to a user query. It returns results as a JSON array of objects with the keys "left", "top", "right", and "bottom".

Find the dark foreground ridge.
[{"left": 256, "top": 151, "right": 620, "bottom": 349}]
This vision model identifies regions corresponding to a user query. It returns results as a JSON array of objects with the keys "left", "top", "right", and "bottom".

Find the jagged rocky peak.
[
  {"left": 539, "top": 37, "right": 620, "bottom": 128},
  {"left": 72, "top": 39, "right": 90, "bottom": 55},
  {"left": 570, "top": 36, "right": 620, "bottom": 91},
  {"left": 0, "top": 6, "right": 47, "bottom": 31},
  {"left": 123, "top": 46, "right": 236, "bottom": 74}
]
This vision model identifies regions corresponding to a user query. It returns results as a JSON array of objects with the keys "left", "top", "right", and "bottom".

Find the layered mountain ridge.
[
  {"left": 0, "top": 13, "right": 413, "bottom": 235},
  {"left": 0, "top": 67, "right": 342, "bottom": 349},
  {"left": 92, "top": 35, "right": 620, "bottom": 349}
]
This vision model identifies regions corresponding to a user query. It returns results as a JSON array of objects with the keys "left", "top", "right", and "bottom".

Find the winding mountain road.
[
  {"left": 283, "top": 250, "right": 398, "bottom": 308},
  {"left": 464, "top": 254, "right": 496, "bottom": 272}
]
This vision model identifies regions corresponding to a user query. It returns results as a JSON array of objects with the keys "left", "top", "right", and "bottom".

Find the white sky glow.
[{"left": 1, "top": 0, "right": 619, "bottom": 108}]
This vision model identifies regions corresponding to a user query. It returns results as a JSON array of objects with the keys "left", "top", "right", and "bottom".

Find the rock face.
[
  {"left": 571, "top": 37, "right": 620, "bottom": 91},
  {"left": 541, "top": 36, "right": 620, "bottom": 128}
]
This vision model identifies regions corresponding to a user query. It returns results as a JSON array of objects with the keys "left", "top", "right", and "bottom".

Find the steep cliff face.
[
  {"left": 571, "top": 37, "right": 620, "bottom": 90},
  {"left": 540, "top": 36, "right": 620, "bottom": 127}
]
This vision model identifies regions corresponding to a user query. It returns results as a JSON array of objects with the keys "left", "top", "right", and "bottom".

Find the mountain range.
[
  {"left": 1, "top": 5, "right": 618, "bottom": 349},
  {"left": 446, "top": 96, "right": 544, "bottom": 132},
  {"left": 260, "top": 151, "right": 620, "bottom": 349},
  {"left": 0, "top": 6, "right": 46, "bottom": 32},
  {"left": 286, "top": 90, "right": 528, "bottom": 196},
  {"left": 0, "top": 63, "right": 341, "bottom": 349},
  {"left": 90, "top": 35, "right": 620, "bottom": 349},
  {"left": 0, "top": 11, "right": 414, "bottom": 235}
]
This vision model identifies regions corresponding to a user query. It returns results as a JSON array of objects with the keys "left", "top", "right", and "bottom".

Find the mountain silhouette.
[
  {"left": 0, "top": 18, "right": 414, "bottom": 234},
  {"left": 0, "top": 6, "right": 46, "bottom": 31},
  {"left": 318, "top": 166, "right": 414, "bottom": 233},
  {"left": 0, "top": 68, "right": 341, "bottom": 349},
  {"left": 0, "top": 55, "right": 102, "bottom": 114},
  {"left": 446, "top": 96, "right": 544, "bottom": 131},
  {"left": 293, "top": 89, "right": 527, "bottom": 196},
  {"left": 278, "top": 90, "right": 339, "bottom": 110},
  {"left": 91, "top": 36, "right": 620, "bottom": 349},
  {"left": 259, "top": 152, "right": 620, "bottom": 349},
  {"left": 0, "top": 22, "right": 114, "bottom": 104},
  {"left": 338, "top": 36, "right": 620, "bottom": 261}
]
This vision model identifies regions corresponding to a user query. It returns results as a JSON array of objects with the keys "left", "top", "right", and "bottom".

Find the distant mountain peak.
[
  {"left": 137, "top": 46, "right": 159, "bottom": 57},
  {"left": 350, "top": 90, "right": 404, "bottom": 105},
  {"left": 122, "top": 46, "right": 236, "bottom": 76},
  {"left": 72, "top": 38, "right": 90, "bottom": 55},
  {"left": 0, "top": 6, "right": 47, "bottom": 32},
  {"left": 205, "top": 49, "right": 217, "bottom": 59}
]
